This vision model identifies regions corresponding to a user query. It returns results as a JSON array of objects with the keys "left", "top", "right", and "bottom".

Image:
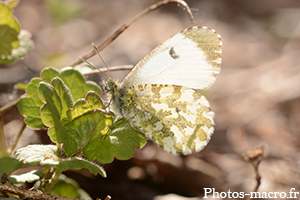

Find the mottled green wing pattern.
[{"left": 119, "top": 84, "right": 214, "bottom": 155}]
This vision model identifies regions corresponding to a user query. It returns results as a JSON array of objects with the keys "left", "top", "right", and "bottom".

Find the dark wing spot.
[{"left": 169, "top": 47, "right": 180, "bottom": 59}]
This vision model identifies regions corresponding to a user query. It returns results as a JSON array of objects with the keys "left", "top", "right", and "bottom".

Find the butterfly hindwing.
[{"left": 118, "top": 84, "right": 214, "bottom": 155}]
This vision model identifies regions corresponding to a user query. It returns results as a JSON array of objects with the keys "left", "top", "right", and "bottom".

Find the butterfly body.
[{"left": 108, "top": 26, "right": 221, "bottom": 155}]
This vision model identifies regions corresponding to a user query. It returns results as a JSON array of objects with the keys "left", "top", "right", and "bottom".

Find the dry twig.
[
  {"left": 1, "top": 173, "right": 112, "bottom": 200},
  {"left": 243, "top": 145, "right": 265, "bottom": 200},
  {"left": 0, "top": 173, "right": 77, "bottom": 200},
  {"left": 0, "top": 0, "right": 194, "bottom": 118},
  {"left": 68, "top": 0, "right": 194, "bottom": 67}
]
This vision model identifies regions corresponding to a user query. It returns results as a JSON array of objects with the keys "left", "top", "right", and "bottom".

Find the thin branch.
[
  {"left": 68, "top": 0, "right": 194, "bottom": 67},
  {"left": 104, "top": 195, "right": 112, "bottom": 200},
  {"left": 243, "top": 145, "right": 265, "bottom": 200},
  {"left": 83, "top": 65, "right": 133, "bottom": 76},
  {"left": 0, "top": 1, "right": 193, "bottom": 117},
  {"left": 0, "top": 97, "right": 20, "bottom": 117},
  {"left": 0, "top": 174, "right": 79, "bottom": 200},
  {"left": 0, "top": 65, "right": 132, "bottom": 118},
  {"left": 10, "top": 122, "right": 26, "bottom": 155},
  {"left": 1, "top": 173, "right": 111, "bottom": 200},
  {"left": 0, "top": 116, "right": 8, "bottom": 155}
]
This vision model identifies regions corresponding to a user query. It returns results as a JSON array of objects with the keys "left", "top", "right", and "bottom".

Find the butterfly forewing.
[
  {"left": 121, "top": 26, "right": 222, "bottom": 90},
  {"left": 119, "top": 84, "right": 214, "bottom": 155}
]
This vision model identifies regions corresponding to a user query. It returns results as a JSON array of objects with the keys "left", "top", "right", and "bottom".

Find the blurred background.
[{"left": 1, "top": 0, "right": 300, "bottom": 199}]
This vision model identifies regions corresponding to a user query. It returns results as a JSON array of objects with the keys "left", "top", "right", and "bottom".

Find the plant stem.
[
  {"left": 57, "top": 143, "right": 62, "bottom": 157},
  {"left": 38, "top": 168, "right": 51, "bottom": 191},
  {"left": 40, "top": 143, "right": 63, "bottom": 192},
  {"left": 44, "top": 169, "right": 61, "bottom": 193},
  {"left": 10, "top": 122, "right": 26, "bottom": 155},
  {"left": 0, "top": 116, "right": 9, "bottom": 157}
]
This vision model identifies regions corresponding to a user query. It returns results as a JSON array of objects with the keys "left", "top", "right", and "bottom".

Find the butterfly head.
[
  {"left": 104, "top": 78, "right": 125, "bottom": 117},
  {"left": 104, "top": 78, "right": 117, "bottom": 92}
]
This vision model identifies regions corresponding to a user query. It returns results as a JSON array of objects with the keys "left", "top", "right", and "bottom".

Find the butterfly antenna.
[
  {"left": 92, "top": 43, "right": 113, "bottom": 79},
  {"left": 78, "top": 57, "right": 104, "bottom": 73}
]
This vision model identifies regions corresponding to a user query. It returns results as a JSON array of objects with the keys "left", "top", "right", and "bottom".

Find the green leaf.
[
  {"left": 63, "top": 92, "right": 112, "bottom": 155},
  {"left": 18, "top": 67, "right": 102, "bottom": 130},
  {"left": 18, "top": 78, "right": 45, "bottom": 129},
  {"left": 38, "top": 79, "right": 109, "bottom": 155},
  {"left": 51, "top": 77, "right": 73, "bottom": 120},
  {"left": 67, "top": 91, "right": 105, "bottom": 120},
  {"left": 50, "top": 175, "right": 80, "bottom": 198},
  {"left": 40, "top": 67, "right": 60, "bottom": 83},
  {"left": 50, "top": 174, "right": 92, "bottom": 199},
  {"left": 14, "top": 81, "right": 28, "bottom": 90},
  {"left": 9, "top": 170, "right": 43, "bottom": 184},
  {"left": 65, "top": 109, "right": 112, "bottom": 153},
  {"left": 39, "top": 80, "right": 70, "bottom": 144},
  {"left": 38, "top": 80, "right": 77, "bottom": 153},
  {"left": 58, "top": 157, "right": 106, "bottom": 177},
  {"left": 60, "top": 69, "right": 101, "bottom": 102},
  {"left": 39, "top": 77, "right": 73, "bottom": 122},
  {"left": 0, "top": 157, "right": 23, "bottom": 178},
  {"left": 7, "top": 0, "right": 20, "bottom": 9},
  {"left": 0, "top": 3, "right": 20, "bottom": 64},
  {"left": 39, "top": 81, "right": 64, "bottom": 120},
  {"left": 83, "top": 118, "right": 147, "bottom": 164},
  {"left": 15, "top": 144, "right": 106, "bottom": 177}
]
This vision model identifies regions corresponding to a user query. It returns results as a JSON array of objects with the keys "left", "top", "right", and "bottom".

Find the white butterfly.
[{"left": 107, "top": 26, "right": 221, "bottom": 155}]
